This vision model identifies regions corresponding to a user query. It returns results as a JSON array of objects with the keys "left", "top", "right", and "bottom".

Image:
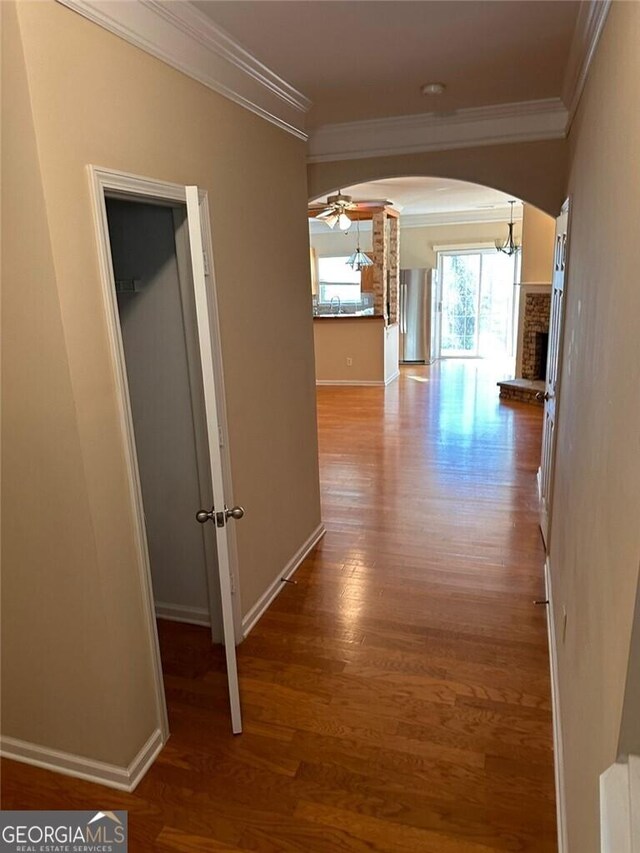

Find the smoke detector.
[{"left": 421, "top": 82, "right": 446, "bottom": 96}]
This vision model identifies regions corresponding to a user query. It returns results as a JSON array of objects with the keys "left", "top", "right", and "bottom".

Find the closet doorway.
[{"left": 90, "top": 168, "right": 243, "bottom": 736}]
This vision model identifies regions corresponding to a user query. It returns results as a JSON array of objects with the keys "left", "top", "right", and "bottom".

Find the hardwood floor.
[{"left": 1, "top": 360, "right": 556, "bottom": 852}]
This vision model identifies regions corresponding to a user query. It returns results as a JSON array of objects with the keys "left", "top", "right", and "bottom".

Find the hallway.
[{"left": 1, "top": 360, "right": 556, "bottom": 851}]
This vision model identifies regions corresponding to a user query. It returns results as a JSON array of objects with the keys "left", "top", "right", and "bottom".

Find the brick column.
[
  {"left": 388, "top": 215, "right": 400, "bottom": 326},
  {"left": 372, "top": 211, "right": 387, "bottom": 319}
]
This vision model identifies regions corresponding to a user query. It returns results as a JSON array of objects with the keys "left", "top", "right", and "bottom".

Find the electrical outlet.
[{"left": 346, "top": 357, "right": 353, "bottom": 366}]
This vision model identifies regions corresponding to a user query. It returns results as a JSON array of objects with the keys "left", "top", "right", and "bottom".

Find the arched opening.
[{"left": 308, "top": 175, "right": 555, "bottom": 397}]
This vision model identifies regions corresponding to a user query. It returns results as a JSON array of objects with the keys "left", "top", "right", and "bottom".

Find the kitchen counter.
[
  {"left": 313, "top": 317, "right": 399, "bottom": 385},
  {"left": 313, "top": 314, "right": 383, "bottom": 320}
]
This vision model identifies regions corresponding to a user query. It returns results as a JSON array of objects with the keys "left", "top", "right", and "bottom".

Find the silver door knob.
[
  {"left": 196, "top": 508, "right": 214, "bottom": 523},
  {"left": 226, "top": 505, "right": 245, "bottom": 521}
]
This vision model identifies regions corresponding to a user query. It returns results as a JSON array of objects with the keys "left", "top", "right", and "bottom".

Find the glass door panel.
[
  {"left": 440, "top": 253, "right": 481, "bottom": 356},
  {"left": 478, "top": 252, "right": 515, "bottom": 357},
  {"left": 439, "top": 250, "right": 515, "bottom": 359}
]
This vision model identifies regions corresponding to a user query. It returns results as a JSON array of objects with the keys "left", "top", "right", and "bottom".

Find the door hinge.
[
  {"left": 203, "top": 250, "right": 210, "bottom": 276},
  {"left": 230, "top": 568, "right": 236, "bottom": 595},
  {"left": 218, "top": 425, "right": 224, "bottom": 447}
]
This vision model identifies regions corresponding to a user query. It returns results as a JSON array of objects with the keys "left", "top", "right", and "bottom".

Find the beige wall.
[
  {"left": 311, "top": 218, "right": 521, "bottom": 271},
  {"left": 2, "top": 0, "right": 321, "bottom": 769},
  {"left": 384, "top": 324, "right": 400, "bottom": 384},
  {"left": 308, "top": 138, "right": 569, "bottom": 217},
  {"left": 314, "top": 318, "right": 386, "bottom": 383},
  {"left": 550, "top": 3, "right": 640, "bottom": 850},
  {"left": 520, "top": 204, "right": 555, "bottom": 284},
  {"left": 400, "top": 220, "right": 521, "bottom": 269}
]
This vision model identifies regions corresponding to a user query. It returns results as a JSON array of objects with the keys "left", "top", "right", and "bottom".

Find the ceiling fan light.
[
  {"left": 338, "top": 212, "right": 352, "bottom": 231},
  {"left": 324, "top": 212, "right": 339, "bottom": 229}
]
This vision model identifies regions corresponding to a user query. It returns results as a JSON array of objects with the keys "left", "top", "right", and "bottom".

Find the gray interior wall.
[{"left": 107, "top": 199, "right": 221, "bottom": 633}]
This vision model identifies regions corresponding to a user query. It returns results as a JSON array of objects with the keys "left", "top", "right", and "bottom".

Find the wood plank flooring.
[{"left": 1, "top": 360, "right": 556, "bottom": 851}]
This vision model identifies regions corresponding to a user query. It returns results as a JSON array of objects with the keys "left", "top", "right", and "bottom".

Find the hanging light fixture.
[
  {"left": 496, "top": 200, "right": 521, "bottom": 256},
  {"left": 347, "top": 216, "right": 373, "bottom": 271}
]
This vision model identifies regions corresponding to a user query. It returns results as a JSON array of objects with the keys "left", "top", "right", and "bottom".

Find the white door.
[
  {"left": 186, "top": 186, "right": 242, "bottom": 734},
  {"left": 540, "top": 199, "right": 569, "bottom": 547}
]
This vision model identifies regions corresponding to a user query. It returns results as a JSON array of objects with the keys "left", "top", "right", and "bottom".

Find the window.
[
  {"left": 317, "top": 256, "right": 361, "bottom": 304},
  {"left": 437, "top": 248, "right": 516, "bottom": 358}
]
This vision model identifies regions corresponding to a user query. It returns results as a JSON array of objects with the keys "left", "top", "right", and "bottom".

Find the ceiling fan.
[{"left": 309, "top": 191, "right": 392, "bottom": 230}]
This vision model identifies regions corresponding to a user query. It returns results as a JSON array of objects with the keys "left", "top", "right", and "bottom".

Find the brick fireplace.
[
  {"left": 498, "top": 289, "right": 551, "bottom": 406},
  {"left": 521, "top": 293, "right": 551, "bottom": 380}
]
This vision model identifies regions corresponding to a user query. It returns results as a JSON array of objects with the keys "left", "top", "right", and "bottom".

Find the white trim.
[
  {"left": 316, "top": 379, "right": 387, "bottom": 387},
  {"left": 632, "top": 756, "right": 640, "bottom": 850},
  {"left": 241, "top": 524, "right": 326, "bottom": 638},
  {"left": 87, "top": 166, "right": 171, "bottom": 744},
  {"left": 86, "top": 165, "right": 243, "bottom": 742},
  {"left": 400, "top": 207, "right": 523, "bottom": 229},
  {"left": 309, "top": 207, "right": 523, "bottom": 236},
  {"left": 385, "top": 370, "right": 400, "bottom": 385},
  {"left": 307, "top": 98, "right": 567, "bottom": 164},
  {"left": 601, "top": 760, "right": 633, "bottom": 853},
  {"left": 563, "top": 0, "right": 612, "bottom": 127},
  {"left": 155, "top": 602, "right": 211, "bottom": 627},
  {"left": 55, "top": 0, "right": 310, "bottom": 141},
  {"left": 433, "top": 242, "right": 502, "bottom": 252},
  {"left": 0, "top": 729, "right": 164, "bottom": 793},
  {"left": 516, "top": 281, "right": 552, "bottom": 290},
  {"left": 545, "top": 558, "right": 568, "bottom": 853},
  {"left": 600, "top": 755, "right": 640, "bottom": 852}
]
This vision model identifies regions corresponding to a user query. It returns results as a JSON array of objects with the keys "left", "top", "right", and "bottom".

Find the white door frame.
[
  {"left": 87, "top": 165, "right": 243, "bottom": 741},
  {"left": 539, "top": 197, "right": 571, "bottom": 548}
]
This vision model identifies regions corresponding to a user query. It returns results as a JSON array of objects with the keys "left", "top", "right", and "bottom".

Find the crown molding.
[
  {"left": 55, "top": 0, "right": 311, "bottom": 140},
  {"left": 562, "top": 0, "right": 612, "bottom": 127},
  {"left": 306, "top": 98, "right": 567, "bottom": 164},
  {"left": 399, "top": 206, "right": 523, "bottom": 229},
  {"left": 308, "top": 205, "right": 522, "bottom": 234}
]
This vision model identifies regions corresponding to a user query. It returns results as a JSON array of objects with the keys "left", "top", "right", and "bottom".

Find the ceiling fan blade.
[{"left": 315, "top": 208, "right": 333, "bottom": 219}]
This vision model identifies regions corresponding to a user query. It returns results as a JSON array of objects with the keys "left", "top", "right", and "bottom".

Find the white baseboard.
[
  {"left": 155, "top": 601, "right": 211, "bottom": 626},
  {"left": 0, "top": 727, "right": 165, "bottom": 792},
  {"left": 537, "top": 466, "right": 543, "bottom": 501},
  {"left": 241, "top": 523, "right": 326, "bottom": 638},
  {"left": 545, "top": 558, "right": 568, "bottom": 853},
  {"left": 385, "top": 370, "right": 400, "bottom": 385},
  {"left": 316, "top": 378, "right": 386, "bottom": 386}
]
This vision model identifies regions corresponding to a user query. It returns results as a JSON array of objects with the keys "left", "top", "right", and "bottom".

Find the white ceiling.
[
  {"left": 194, "top": 1, "right": 580, "bottom": 127},
  {"left": 311, "top": 176, "right": 522, "bottom": 219}
]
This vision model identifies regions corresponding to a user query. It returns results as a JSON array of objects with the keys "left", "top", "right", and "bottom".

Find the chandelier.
[
  {"left": 496, "top": 200, "right": 521, "bottom": 256},
  {"left": 347, "top": 217, "right": 373, "bottom": 271}
]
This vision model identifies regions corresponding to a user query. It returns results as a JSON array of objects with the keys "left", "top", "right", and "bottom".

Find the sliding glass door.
[{"left": 438, "top": 249, "right": 516, "bottom": 358}]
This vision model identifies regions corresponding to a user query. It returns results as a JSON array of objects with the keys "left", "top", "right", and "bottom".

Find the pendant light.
[
  {"left": 496, "top": 201, "right": 521, "bottom": 256},
  {"left": 347, "top": 216, "right": 373, "bottom": 271}
]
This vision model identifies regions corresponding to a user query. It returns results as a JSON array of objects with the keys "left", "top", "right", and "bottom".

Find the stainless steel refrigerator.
[{"left": 399, "top": 268, "right": 436, "bottom": 363}]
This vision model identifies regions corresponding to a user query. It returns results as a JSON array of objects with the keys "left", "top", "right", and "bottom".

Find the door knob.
[
  {"left": 226, "top": 505, "right": 245, "bottom": 521},
  {"left": 196, "top": 505, "right": 245, "bottom": 525},
  {"left": 535, "top": 391, "right": 553, "bottom": 402},
  {"left": 196, "top": 508, "right": 214, "bottom": 524}
]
